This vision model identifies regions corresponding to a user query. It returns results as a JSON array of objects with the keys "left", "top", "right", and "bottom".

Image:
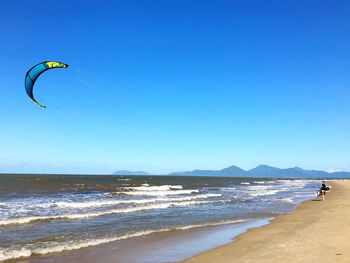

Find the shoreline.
[
  {"left": 182, "top": 180, "right": 350, "bottom": 263},
  {"left": 1, "top": 178, "right": 319, "bottom": 263},
  {"left": 15, "top": 218, "right": 272, "bottom": 263}
]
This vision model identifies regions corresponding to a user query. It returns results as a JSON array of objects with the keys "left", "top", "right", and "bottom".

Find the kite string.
[
  {"left": 50, "top": 105, "right": 126, "bottom": 131},
  {"left": 75, "top": 68, "right": 127, "bottom": 95},
  {"left": 75, "top": 68, "right": 162, "bottom": 117},
  {"left": 74, "top": 68, "right": 186, "bottom": 128}
]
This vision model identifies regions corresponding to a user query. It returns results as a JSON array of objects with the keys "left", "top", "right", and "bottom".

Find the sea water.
[{"left": 0, "top": 174, "right": 320, "bottom": 261}]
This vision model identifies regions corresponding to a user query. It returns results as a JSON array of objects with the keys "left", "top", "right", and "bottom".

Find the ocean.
[{"left": 0, "top": 174, "right": 320, "bottom": 262}]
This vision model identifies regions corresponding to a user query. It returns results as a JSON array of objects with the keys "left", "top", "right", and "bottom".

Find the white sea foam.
[
  {"left": 55, "top": 194, "right": 221, "bottom": 208},
  {"left": 123, "top": 189, "right": 199, "bottom": 196},
  {"left": 219, "top": 187, "right": 237, "bottom": 192},
  {"left": 276, "top": 180, "right": 310, "bottom": 188},
  {"left": 124, "top": 185, "right": 183, "bottom": 191},
  {"left": 245, "top": 185, "right": 280, "bottom": 195},
  {"left": 0, "top": 247, "right": 32, "bottom": 262},
  {"left": 279, "top": 197, "right": 294, "bottom": 203},
  {"left": 248, "top": 190, "right": 281, "bottom": 197},
  {"left": 0, "top": 193, "right": 220, "bottom": 220},
  {"left": 0, "top": 218, "right": 251, "bottom": 262},
  {"left": 244, "top": 180, "right": 316, "bottom": 197},
  {"left": 240, "top": 182, "right": 250, "bottom": 185},
  {"left": 0, "top": 200, "right": 220, "bottom": 226}
]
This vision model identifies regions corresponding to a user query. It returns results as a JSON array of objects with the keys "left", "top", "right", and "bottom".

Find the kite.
[{"left": 24, "top": 61, "right": 69, "bottom": 108}]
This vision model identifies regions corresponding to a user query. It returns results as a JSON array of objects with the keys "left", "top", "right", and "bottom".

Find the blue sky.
[{"left": 1, "top": 0, "right": 349, "bottom": 174}]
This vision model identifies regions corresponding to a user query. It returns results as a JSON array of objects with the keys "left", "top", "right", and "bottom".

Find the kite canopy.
[{"left": 25, "top": 61, "right": 69, "bottom": 108}]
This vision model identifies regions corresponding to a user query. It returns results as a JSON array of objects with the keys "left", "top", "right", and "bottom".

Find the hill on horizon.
[
  {"left": 113, "top": 165, "right": 350, "bottom": 178},
  {"left": 112, "top": 170, "right": 150, "bottom": 176}
]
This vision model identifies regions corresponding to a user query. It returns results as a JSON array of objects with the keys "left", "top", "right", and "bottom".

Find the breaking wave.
[
  {"left": 0, "top": 218, "right": 250, "bottom": 262},
  {"left": 0, "top": 200, "right": 222, "bottom": 226},
  {"left": 54, "top": 194, "right": 221, "bottom": 208}
]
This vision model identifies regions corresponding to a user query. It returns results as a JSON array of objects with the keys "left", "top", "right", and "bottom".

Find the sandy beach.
[{"left": 183, "top": 180, "right": 350, "bottom": 263}]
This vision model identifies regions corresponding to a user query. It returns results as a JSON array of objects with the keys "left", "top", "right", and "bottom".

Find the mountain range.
[
  {"left": 113, "top": 165, "right": 350, "bottom": 178},
  {"left": 112, "top": 170, "right": 150, "bottom": 176}
]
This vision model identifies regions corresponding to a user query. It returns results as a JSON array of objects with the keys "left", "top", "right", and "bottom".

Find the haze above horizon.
[{"left": 1, "top": 0, "right": 349, "bottom": 174}]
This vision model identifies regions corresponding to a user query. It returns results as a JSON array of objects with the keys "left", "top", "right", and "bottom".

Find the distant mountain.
[
  {"left": 112, "top": 170, "right": 149, "bottom": 176},
  {"left": 248, "top": 165, "right": 282, "bottom": 177},
  {"left": 112, "top": 165, "right": 350, "bottom": 178},
  {"left": 170, "top": 165, "right": 246, "bottom": 177},
  {"left": 220, "top": 165, "right": 247, "bottom": 176},
  {"left": 169, "top": 165, "right": 350, "bottom": 178},
  {"left": 246, "top": 165, "right": 332, "bottom": 178}
]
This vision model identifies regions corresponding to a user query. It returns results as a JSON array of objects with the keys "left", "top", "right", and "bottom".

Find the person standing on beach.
[{"left": 319, "top": 181, "right": 327, "bottom": 200}]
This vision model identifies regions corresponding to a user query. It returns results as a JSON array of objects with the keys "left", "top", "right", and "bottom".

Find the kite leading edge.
[{"left": 24, "top": 61, "right": 69, "bottom": 108}]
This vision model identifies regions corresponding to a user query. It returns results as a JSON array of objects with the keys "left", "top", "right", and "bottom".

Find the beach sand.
[{"left": 183, "top": 180, "right": 350, "bottom": 263}]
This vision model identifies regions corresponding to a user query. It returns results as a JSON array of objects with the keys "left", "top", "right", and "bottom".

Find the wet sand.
[
  {"left": 18, "top": 219, "right": 270, "bottom": 263},
  {"left": 183, "top": 180, "right": 350, "bottom": 263}
]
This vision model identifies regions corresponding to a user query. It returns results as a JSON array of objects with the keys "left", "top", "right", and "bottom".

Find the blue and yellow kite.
[{"left": 25, "top": 61, "right": 69, "bottom": 108}]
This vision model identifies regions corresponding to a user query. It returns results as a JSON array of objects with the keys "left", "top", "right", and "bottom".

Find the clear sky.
[{"left": 1, "top": 0, "right": 349, "bottom": 174}]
